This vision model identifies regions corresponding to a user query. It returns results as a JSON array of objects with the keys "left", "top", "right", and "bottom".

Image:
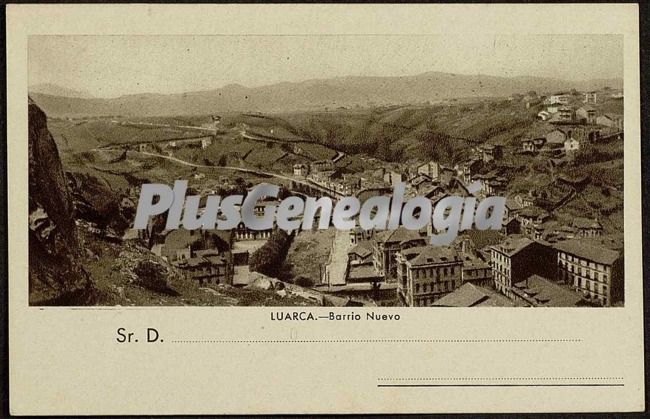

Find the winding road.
[{"left": 89, "top": 148, "right": 341, "bottom": 198}]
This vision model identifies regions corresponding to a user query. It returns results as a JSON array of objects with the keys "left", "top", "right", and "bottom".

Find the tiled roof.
[
  {"left": 463, "top": 229, "right": 504, "bottom": 249},
  {"left": 572, "top": 217, "right": 603, "bottom": 230},
  {"left": 553, "top": 239, "right": 620, "bottom": 265},
  {"left": 163, "top": 229, "right": 202, "bottom": 252},
  {"left": 402, "top": 246, "right": 461, "bottom": 266},
  {"left": 518, "top": 206, "right": 548, "bottom": 219},
  {"left": 603, "top": 113, "right": 622, "bottom": 120},
  {"left": 505, "top": 197, "right": 524, "bottom": 211},
  {"left": 347, "top": 263, "right": 381, "bottom": 281},
  {"left": 374, "top": 227, "right": 425, "bottom": 245},
  {"left": 431, "top": 283, "right": 516, "bottom": 307},
  {"left": 513, "top": 275, "right": 585, "bottom": 307},
  {"left": 348, "top": 241, "right": 373, "bottom": 258},
  {"left": 461, "top": 254, "right": 490, "bottom": 270},
  {"left": 194, "top": 249, "right": 220, "bottom": 258},
  {"left": 491, "top": 236, "right": 534, "bottom": 257}
]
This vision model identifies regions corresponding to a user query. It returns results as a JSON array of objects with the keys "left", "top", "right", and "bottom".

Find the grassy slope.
[
  {"left": 54, "top": 96, "right": 624, "bottom": 241},
  {"left": 83, "top": 232, "right": 317, "bottom": 306},
  {"left": 284, "top": 229, "right": 337, "bottom": 283}
]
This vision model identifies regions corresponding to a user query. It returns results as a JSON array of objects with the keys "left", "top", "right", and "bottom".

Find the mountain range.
[
  {"left": 29, "top": 72, "right": 623, "bottom": 117},
  {"left": 29, "top": 83, "right": 94, "bottom": 99}
]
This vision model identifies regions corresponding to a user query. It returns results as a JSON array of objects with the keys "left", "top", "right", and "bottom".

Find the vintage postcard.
[{"left": 7, "top": 3, "right": 644, "bottom": 414}]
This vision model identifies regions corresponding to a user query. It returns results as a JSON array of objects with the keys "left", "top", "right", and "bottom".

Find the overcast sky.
[{"left": 29, "top": 35, "right": 623, "bottom": 98}]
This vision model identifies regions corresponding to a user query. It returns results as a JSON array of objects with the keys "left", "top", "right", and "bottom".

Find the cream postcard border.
[{"left": 7, "top": 4, "right": 644, "bottom": 414}]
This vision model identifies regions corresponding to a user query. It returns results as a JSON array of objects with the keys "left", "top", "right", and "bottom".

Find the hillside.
[
  {"left": 27, "top": 97, "right": 325, "bottom": 306},
  {"left": 29, "top": 72, "right": 622, "bottom": 117},
  {"left": 28, "top": 97, "right": 96, "bottom": 304},
  {"left": 29, "top": 83, "right": 94, "bottom": 98}
]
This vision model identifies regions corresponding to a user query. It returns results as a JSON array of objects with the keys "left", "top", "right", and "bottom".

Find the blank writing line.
[
  {"left": 170, "top": 339, "right": 582, "bottom": 343},
  {"left": 378, "top": 384, "right": 624, "bottom": 388}
]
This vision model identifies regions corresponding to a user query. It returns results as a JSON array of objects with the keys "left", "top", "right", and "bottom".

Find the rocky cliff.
[{"left": 28, "top": 97, "right": 95, "bottom": 305}]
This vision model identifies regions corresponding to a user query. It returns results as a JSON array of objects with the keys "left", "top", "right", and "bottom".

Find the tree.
[
  {"left": 217, "top": 155, "right": 227, "bottom": 167},
  {"left": 233, "top": 177, "right": 248, "bottom": 195},
  {"left": 249, "top": 230, "right": 294, "bottom": 277},
  {"left": 416, "top": 126, "right": 456, "bottom": 165},
  {"left": 294, "top": 276, "right": 314, "bottom": 287}
]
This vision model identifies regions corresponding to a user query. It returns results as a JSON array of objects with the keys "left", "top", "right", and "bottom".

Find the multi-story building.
[
  {"left": 456, "top": 158, "right": 481, "bottom": 185},
  {"left": 556, "top": 106, "right": 574, "bottom": 122},
  {"left": 460, "top": 254, "right": 493, "bottom": 287},
  {"left": 310, "top": 160, "right": 335, "bottom": 172},
  {"left": 554, "top": 239, "right": 622, "bottom": 306},
  {"left": 372, "top": 227, "right": 427, "bottom": 281},
  {"left": 293, "top": 163, "right": 309, "bottom": 177},
  {"left": 584, "top": 91, "right": 598, "bottom": 104},
  {"left": 490, "top": 236, "right": 556, "bottom": 299},
  {"left": 395, "top": 245, "right": 463, "bottom": 306},
  {"left": 417, "top": 161, "right": 440, "bottom": 180},
  {"left": 548, "top": 94, "right": 570, "bottom": 105},
  {"left": 235, "top": 222, "right": 273, "bottom": 240},
  {"left": 173, "top": 249, "right": 233, "bottom": 286},
  {"left": 521, "top": 137, "right": 547, "bottom": 153},
  {"left": 233, "top": 199, "right": 279, "bottom": 240},
  {"left": 571, "top": 218, "right": 603, "bottom": 238},
  {"left": 383, "top": 170, "right": 405, "bottom": 186},
  {"left": 349, "top": 226, "right": 375, "bottom": 245},
  {"left": 517, "top": 206, "right": 550, "bottom": 239},
  {"left": 576, "top": 106, "right": 597, "bottom": 124},
  {"left": 481, "top": 144, "right": 503, "bottom": 163}
]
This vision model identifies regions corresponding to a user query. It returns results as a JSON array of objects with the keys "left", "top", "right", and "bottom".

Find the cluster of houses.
[
  {"left": 132, "top": 194, "right": 284, "bottom": 287},
  {"left": 140, "top": 229, "right": 237, "bottom": 286},
  {"left": 337, "top": 216, "right": 621, "bottom": 307},
  {"left": 520, "top": 127, "right": 585, "bottom": 158},
  {"left": 121, "top": 90, "right": 623, "bottom": 307},
  {"left": 135, "top": 136, "right": 213, "bottom": 155},
  {"left": 293, "top": 160, "right": 364, "bottom": 196},
  {"left": 536, "top": 91, "right": 623, "bottom": 132},
  {"left": 315, "top": 150, "right": 624, "bottom": 307},
  {"left": 520, "top": 92, "right": 623, "bottom": 162},
  {"left": 127, "top": 123, "right": 622, "bottom": 308}
]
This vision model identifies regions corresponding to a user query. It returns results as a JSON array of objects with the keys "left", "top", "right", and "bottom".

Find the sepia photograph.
[
  {"left": 9, "top": 4, "right": 645, "bottom": 416},
  {"left": 28, "top": 34, "right": 625, "bottom": 308}
]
